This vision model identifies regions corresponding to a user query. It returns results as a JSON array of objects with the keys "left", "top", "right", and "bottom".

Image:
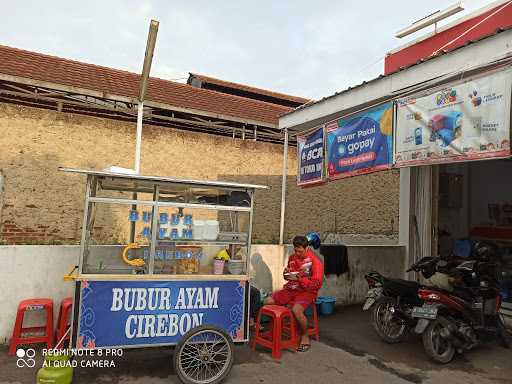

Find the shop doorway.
[
  {"left": 436, "top": 159, "right": 512, "bottom": 253},
  {"left": 435, "top": 158, "right": 512, "bottom": 325}
]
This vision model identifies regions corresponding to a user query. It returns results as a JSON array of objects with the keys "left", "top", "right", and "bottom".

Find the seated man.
[{"left": 264, "top": 235, "right": 323, "bottom": 352}]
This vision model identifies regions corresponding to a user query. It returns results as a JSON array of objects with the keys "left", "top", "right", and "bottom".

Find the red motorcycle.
[{"left": 412, "top": 242, "right": 510, "bottom": 363}]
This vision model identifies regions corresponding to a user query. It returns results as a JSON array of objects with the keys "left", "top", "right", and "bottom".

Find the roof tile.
[{"left": 0, "top": 44, "right": 293, "bottom": 125}]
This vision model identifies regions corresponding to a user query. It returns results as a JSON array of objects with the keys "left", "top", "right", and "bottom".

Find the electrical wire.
[{"left": 430, "top": 0, "right": 512, "bottom": 57}]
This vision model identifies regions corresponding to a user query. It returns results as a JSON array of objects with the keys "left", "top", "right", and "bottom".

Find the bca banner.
[
  {"left": 326, "top": 102, "right": 393, "bottom": 179},
  {"left": 395, "top": 69, "right": 512, "bottom": 166},
  {"left": 297, "top": 126, "right": 325, "bottom": 186},
  {"left": 76, "top": 280, "right": 246, "bottom": 348}
]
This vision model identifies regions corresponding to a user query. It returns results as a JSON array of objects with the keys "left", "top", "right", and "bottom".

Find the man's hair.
[{"left": 292, "top": 235, "right": 309, "bottom": 248}]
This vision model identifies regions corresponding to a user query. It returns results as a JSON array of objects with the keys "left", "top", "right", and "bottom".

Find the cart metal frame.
[{"left": 60, "top": 167, "right": 268, "bottom": 352}]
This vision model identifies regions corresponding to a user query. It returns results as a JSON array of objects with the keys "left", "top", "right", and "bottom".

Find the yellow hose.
[{"left": 122, "top": 243, "right": 146, "bottom": 267}]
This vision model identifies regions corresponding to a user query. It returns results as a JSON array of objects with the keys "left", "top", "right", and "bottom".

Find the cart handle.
[{"left": 122, "top": 243, "right": 146, "bottom": 267}]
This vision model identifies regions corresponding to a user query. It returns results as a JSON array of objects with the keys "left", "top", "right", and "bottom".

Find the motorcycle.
[
  {"left": 412, "top": 242, "right": 511, "bottom": 363},
  {"left": 363, "top": 256, "right": 451, "bottom": 343}
]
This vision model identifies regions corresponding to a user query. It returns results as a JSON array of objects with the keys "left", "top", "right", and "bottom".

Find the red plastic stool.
[
  {"left": 9, "top": 298, "right": 54, "bottom": 355},
  {"left": 251, "top": 305, "right": 298, "bottom": 359},
  {"left": 294, "top": 303, "right": 320, "bottom": 346},
  {"left": 55, "top": 297, "right": 73, "bottom": 349}
]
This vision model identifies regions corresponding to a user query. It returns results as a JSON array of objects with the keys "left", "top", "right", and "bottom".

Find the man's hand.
[{"left": 283, "top": 268, "right": 299, "bottom": 281}]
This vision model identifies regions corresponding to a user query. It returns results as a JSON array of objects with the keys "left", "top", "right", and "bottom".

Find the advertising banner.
[
  {"left": 395, "top": 70, "right": 512, "bottom": 166},
  {"left": 76, "top": 280, "right": 246, "bottom": 348},
  {"left": 326, "top": 102, "right": 393, "bottom": 179},
  {"left": 297, "top": 126, "right": 325, "bottom": 186}
]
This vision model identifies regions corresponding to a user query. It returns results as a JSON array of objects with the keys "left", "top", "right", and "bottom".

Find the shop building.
[{"left": 280, "top": 1, "right": 512, "bottom": 325}]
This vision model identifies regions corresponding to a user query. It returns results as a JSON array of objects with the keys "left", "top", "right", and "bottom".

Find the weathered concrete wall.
[
  {"left": 318, "top": 246, "right": 406, "bottom": 305},
  {"left": 0, "top": 246, "right": 78, "bottom": 344},
  {"left": 0, "top": 103, "right": 294, "bottom": 244},
  {"left": 0, "top": 103, "right": 400, "bottom": 244}
]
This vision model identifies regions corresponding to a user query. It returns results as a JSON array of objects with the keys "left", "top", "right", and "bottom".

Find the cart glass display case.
[{"left": 60, "top": 168, "right": 268, "bottom": 352}]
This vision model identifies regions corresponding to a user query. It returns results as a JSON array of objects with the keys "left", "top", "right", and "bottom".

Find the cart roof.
[{"left": 59, "top": 167, "right": 270, "bottom": 191}]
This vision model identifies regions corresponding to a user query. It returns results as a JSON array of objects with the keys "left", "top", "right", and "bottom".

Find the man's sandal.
[{"left": 297, "top": 343, "right": 311, "bottom": 352}]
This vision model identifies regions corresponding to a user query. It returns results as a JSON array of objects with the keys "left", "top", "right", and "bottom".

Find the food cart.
[{"left": 61, "top": 167, "right": 268, "bottom": 384}]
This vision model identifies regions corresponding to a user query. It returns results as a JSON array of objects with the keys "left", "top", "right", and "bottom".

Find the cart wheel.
[{"left": 174, "top": 325, "right": 234, "bottom": 384}]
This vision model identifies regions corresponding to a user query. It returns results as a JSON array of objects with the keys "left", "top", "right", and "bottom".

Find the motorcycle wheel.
[
  {"left": 371, "top": 297, "right": 408, "bottom": 343},
  {"left": 422, "top": 317, "right": 455, "bottom": 364}
]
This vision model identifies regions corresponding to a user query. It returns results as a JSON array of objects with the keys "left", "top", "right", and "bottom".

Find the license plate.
[{"left": 412, "top": 305, "right": 438, "bottom": 319}]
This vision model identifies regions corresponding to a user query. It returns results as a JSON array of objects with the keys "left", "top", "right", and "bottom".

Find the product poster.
[
  {"left": 326, "top": 102, "right": 393, "bottom": 179},
  {"left": 297, "top": 126, "right": 325, "bottom": 186},
  {"left": 76, "top": 280, "right": 246, "bottom": 348},
  {"left": 395, "top": 69, "right": 512, "bottom": 166}
]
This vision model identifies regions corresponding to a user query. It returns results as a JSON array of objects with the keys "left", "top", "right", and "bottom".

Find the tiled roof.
[
  {"left": 188, "top": 73, "right": 311, "bottom": 105},
  {"left": 0, "top": 44, "right": 293, "bottom": 126}
]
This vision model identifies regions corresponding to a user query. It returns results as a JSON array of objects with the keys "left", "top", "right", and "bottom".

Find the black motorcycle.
[
  {"left": 363, "top": 256, "right": 451, "bottom": 343},
  {"left": 412, "top": 242, "right": 511, "bottom": 363}
]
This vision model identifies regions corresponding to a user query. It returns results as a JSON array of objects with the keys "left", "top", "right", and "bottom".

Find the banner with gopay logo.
[
  {"left": 326, "top": 102, "right": 393, "bottom": 179},
  {"left": 395, "top": 69, "right": 512, "bottom": 167}
]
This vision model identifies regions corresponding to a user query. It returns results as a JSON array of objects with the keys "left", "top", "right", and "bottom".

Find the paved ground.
[{"left": 1, "top": 305, "right": 510, "bottom": 384}]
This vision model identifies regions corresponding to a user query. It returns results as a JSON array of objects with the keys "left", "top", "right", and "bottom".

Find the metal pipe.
[
  {"left": 139, "top": 20, "right": 159, "bottom": 102},
  {"left": 134, "top": 19, "right": 159, "bottom": 174},
  {"left": 88, "top": 196, "right": 252, "bottom": 212},
  {"left": 135, "top": 101, "right": 144, "bottom": 174},
  {"left": 279, "top": 128, "right": 289, "bottom": 245},
  {"left": 134, "top": 101, "right": 144, "bottom": 174}
]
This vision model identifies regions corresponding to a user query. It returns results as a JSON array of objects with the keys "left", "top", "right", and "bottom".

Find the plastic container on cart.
[
  {"left": 142, "top": 211, "right": 151, "bottom": 223},
  {"left": 213, "top": 259, "right": 225, "bottom": 275},
  {"left": 159, "top": 227, "right": 167, "bottom": 239},
  {"left": 129, "top": 210, "right": 139, "bottom": 222},
  {"left": 184, "top": 214, "right": 193, "bottom": 225},
  {"left": 159, "top": 213, "right": 169, "bottom": 224},
  {"left": 227, "top": 260, "right": 244, "bottom": 275},
  {"left": 193, "top": 220, "right": 205, "bottom": 239},
  {"left": 203, "top": 220, "right": 220, "bottom": 240},
  {"left": 171, "top": 214, "right": 180, "bottom": 225}
]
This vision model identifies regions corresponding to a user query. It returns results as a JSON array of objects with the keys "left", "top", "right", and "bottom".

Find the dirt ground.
[{"left": 1, "top": 305, "right": 510, "bottom": 384}]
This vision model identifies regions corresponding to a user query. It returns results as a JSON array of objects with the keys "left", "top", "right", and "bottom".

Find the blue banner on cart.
[
  {"left": 326, "top": 103, "right": 393, "bottom": 179},
  {"left": 297, "top": 126, "right": 325, "bottom": 186},
  {"left": 77, "top": 280, "right": 246, "bottom": 348}
]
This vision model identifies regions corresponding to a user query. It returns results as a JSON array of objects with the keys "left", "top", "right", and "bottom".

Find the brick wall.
[{"left": 0, "top": 103, "right": 400, "bottom": 244}]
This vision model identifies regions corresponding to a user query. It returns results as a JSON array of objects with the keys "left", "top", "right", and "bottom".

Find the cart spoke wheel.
[{"left": 175, "top": 325, "right": 235, "bottom": 384}]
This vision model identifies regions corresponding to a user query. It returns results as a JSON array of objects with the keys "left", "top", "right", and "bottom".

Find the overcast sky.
[{"left": 1, "top": 0, "right": 495, "bottom": 100}]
